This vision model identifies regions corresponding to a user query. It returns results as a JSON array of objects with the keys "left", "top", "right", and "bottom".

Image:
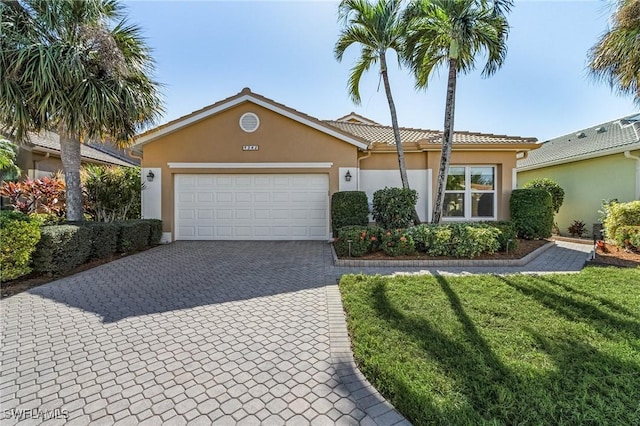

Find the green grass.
[{"left": 339, "top": 267, "right": 640, "bottom": 425}]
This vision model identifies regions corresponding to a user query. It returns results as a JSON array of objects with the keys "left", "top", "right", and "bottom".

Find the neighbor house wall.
[{"left": 517, "top": 150, "right": 639, "bottom": 236}]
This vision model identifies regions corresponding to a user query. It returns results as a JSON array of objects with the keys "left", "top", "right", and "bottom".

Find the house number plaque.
[{"left": 242, "top": 145, "right": 259, "bottom": 151}]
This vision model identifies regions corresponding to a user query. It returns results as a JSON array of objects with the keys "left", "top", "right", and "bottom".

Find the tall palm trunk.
[
  {"left": 380, "top": 52, "right": 421, "bottom": 225},
  {"left": 59, "top": 132, "right": 83, "bottom": 221},
  {"left": 432, "top": 58, "right": 458, "bottom": 224}
]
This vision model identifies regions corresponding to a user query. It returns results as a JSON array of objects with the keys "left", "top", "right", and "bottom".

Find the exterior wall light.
[
  {"left": 345, "top": 171, "right": 352, "bottom": 182},
  {"left": 146, "top": 170, "right": 155, "bottom": 182}
]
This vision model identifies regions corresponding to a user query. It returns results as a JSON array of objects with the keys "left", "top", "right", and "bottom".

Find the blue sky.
[{"left": 125, "top": 0, "right": 637, "bottom": 141}]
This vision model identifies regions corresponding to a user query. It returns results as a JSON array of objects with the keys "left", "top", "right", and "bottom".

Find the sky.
[{"left": 124, "top": 0, "right": 638, "bottom": 142}]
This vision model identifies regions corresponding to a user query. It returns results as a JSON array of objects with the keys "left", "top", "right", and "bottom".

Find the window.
[{"left": 443, "top": 166, "right": 496, "bottom": 220}]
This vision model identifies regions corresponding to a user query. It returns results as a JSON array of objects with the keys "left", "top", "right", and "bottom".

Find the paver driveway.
[{"left": 1, "top": 242, "right": 407, "bottom": 425}]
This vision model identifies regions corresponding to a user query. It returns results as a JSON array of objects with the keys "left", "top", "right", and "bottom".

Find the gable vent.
[
  {"left": 576, "top": 132, "right": 587, "bottom": 139},
  {"left": 239, "top": 112, "right": 260, "bottom": 133}
]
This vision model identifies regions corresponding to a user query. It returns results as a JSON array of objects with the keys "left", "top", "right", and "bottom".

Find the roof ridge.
[{"left": 324, "top": 119, "right": 440, "bottom": 134}]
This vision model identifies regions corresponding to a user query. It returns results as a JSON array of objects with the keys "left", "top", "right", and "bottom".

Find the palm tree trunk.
[
  {"left": 380, "top": 53, "right": 421, "bottom": 225},
  {"left": 432, "top": 58, "right": 458, "bottom": 224},
  {"left": 59, "top": 132, "right": 84, "bottom": 221}
]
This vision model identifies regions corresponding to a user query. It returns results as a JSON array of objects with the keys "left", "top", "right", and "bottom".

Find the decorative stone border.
[
  {"left": 332, "top": 241, "right": 556, "bottom": 267},
  {"left": 325, "top": 284, "right": 411, "bottom": 426}
]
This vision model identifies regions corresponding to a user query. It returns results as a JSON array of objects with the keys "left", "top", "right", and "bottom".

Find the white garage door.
[{"left": 175, "top": 174, "right": 329, "bottom": 240}]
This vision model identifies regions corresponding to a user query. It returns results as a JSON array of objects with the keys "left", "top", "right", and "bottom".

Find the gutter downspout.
[
  {"left": 624, "top": 150, "right": 640, "bottom": 199},
  {"left": 356, "top": 149, "right": 372, "bottom": 191}
]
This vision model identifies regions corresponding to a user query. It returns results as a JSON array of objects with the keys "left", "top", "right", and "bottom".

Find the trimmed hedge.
[
  {"left": 0, "top": 211, "right": 41, "bottom": 281},
  {"left": 82, "top": 222, "right": 120, "bottom": 259},
  {"left": 33, "top": 225, "right": 92, "bottom": 275},
  {"left": 331, "top": 191, "right": 369, "bottom": 234},
  {"left": 117, "top": 220, "right": 151, "bottom": 253},
  {"left": 409, "top": 223, "right": 501, "bottom": 258},
  {"left": 510, "top": 189, "right": 553, "bottom": 239},
  {"left": 146, "top": 219, "right": 163, "bottom": 245},
  {"left": 372, "top": 187, "right": 418, "bottom": 229},
  {"left": 522, "top": 178, "right": 565, "bottom": 213}
]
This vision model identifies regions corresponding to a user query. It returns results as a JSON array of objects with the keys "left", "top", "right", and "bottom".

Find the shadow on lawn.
[{"left": 366, "top": 274, "right": 640, "bottom": 425}]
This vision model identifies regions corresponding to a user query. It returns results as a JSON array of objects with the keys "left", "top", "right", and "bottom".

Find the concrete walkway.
[{"left": 0, "top": 240, "right": 591, "bottom": 425}]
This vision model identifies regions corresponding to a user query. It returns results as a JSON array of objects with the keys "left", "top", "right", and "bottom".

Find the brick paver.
[{"left": 0, "top": 240, "right": 590, "bottom": 425}]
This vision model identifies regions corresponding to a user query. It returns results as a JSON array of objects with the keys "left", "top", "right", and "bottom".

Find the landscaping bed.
[
  {"left": 589, "top": 242, "right": 640, "bottom": 268},
  {"left": 339, "top": 268, "right": 640, "bottom": 426}
]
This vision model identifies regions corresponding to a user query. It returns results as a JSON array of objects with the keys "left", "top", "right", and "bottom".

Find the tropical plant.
[
  {"left": 589, "top": 0, "right": 640, "bottom": 105},
  {"left": 0, "top": 0, "right": 163, "bottom": 221},
  {"left": 404, "top": 0, "right": 512, "bottom": 223},
  {"left": 335, "top": 0, "right": 420, "bottom": 224},
  {"left": 0, "top": 138, "right": 20, "bottom": 181},
  {"left": 82, "top": 165, "right": 142, "bottom": 222},
  {"left": 0, "top": 176, "right": 66, "bottom": 216}
]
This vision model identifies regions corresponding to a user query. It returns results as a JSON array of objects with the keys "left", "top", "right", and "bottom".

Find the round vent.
[{"left": 239, "top": 112, "right": 260, "bottom": 133}]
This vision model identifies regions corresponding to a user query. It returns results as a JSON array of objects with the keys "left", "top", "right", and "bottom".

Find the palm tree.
[
  {"left": 404, "top": 0, "right": 511, "bottom": 223},
  {"left": 589, "top": 0, "right": 640, "bottom": 106},
  {"left": 0, "top": 0, "right": 163, "bottom": 221},
  {"left": 334, "top": 0, "right": 412, "bottom": 192}
]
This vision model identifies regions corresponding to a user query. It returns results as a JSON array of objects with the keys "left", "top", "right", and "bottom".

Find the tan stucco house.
[{"left": 132, "top": 88, "right": 539, "bottom": 242}]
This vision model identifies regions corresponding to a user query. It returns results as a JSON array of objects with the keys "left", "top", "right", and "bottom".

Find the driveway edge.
[
  {"left": 325, "top": 284, "right": 411, "bottom": 426},
  {"left": 332, "top": 241, "right": 555, "bottom": 267}
]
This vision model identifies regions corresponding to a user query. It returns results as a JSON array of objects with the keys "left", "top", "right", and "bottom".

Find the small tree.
[{"left": 523, "top": 178, "right": 565, "bottom": 213}]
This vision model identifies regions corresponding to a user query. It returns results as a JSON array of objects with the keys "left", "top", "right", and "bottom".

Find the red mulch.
[{"left": 589, "top": 242, "right": 640, "bottom": 268}]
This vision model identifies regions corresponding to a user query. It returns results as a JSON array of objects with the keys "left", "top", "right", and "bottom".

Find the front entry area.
[{"left": 174, "top": 173, "right": 329, "bottom": 240}]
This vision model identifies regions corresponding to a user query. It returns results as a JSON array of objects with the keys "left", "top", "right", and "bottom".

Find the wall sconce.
[
  {"left": 344, "top": 170, "right": 352, "bottom": 182},
  {"left": 146, "top": 170, "right": 155, "bottom": 182}
]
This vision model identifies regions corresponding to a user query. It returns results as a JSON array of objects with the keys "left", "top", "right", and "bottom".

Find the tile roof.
[
  {"left": 324, "top": 120, "right": 538, "bottom": 145},
  {"left": 27, "top": 131, "right": 136, "bottom": 167},
  {"left": 517, "top": 113, "right": 640, "bottom": 169}
]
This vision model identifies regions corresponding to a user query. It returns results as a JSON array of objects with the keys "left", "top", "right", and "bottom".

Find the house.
[
  {"left": 131, "top": 88, "right": 539, "bottom": 242},
  {"left": 14, "top": 130, "right": 139, "bottom": 179},
  {"left": 517, "top": 113, "right": 640, "bottom": 235}
]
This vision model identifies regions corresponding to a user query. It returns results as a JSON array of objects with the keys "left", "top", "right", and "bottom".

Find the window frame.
[{"left": 442, "top": 165, "right": 497, "bottom": 221}]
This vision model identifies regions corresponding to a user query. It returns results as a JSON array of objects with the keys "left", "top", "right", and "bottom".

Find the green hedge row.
[
  {"left": 334, "top": 222, "right": 516, "bottom": 258},
  {"left": 331, "top": 191, "right": 369, "bottom": 234},
  {"left": 0, "top": 211, "right": 41, "bottom": 281},
  {"left": 32, "top": 219, "right": 163, "bottom": 276},
  {"left": 510, "top": 189, "right": 554, "bottom": 239}
]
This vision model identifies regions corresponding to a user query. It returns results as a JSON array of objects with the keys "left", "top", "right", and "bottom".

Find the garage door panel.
[{"left": 175, "top": 174, "right": 329, "bottom": 240}]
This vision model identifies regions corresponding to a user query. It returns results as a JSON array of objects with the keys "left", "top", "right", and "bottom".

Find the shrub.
[
  {"left": 82, "top": 165, "right": 143, "bottom": 221},
  {"left": 0, "top": 211, "right": 41, "bottom": 280},
  {"left": 481, "top": 221, "right": 518, "bottom": 252},
  {"left": 510, "top": 189, "right": 554, "bottom": 239},
  {"left": 381, "top": 229, "right": 415, "bottom": 257},
  {"left": 568, "top": 220, "right": 587, "bottom": 238},
  {"left": 33, "top": 225, "right": 92, "bottom": 275},
  {"left": 602, "top": 200, "right": 640, "bottom": 245},
  {"left": 372, "top": 187, "right": 418, "bottom": 229},
  {"left": 522, "top": 178, "right": 565, "bottom": 213},
  {"left": 334, "top": 225, "right": 376, "bottom": 257},
  {"left": 82, "top": 222, "right": 120, "bottom": 259},
  {"left": 409, "top": 224, "right": 439, "bottom": 252},
  {"left": 331, "top": 191, "right": 369, "bottom": 234},
  {"left": 145, "top": 219, "right": 163, "bottom": 245},
  {"left": 117, "top": 220, "right": 151, "bottom": 253},
  {"left": 613, "top": 225, "right": 640, "bottom": 249},
  {"left": 449, "top": 224, "right": 500, "bottom": 258},
  {"left": 0, "top": 176, "right": 66, "bottom": 216}
]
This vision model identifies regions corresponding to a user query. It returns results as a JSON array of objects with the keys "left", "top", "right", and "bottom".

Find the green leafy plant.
[
  {"left": 449, "top": 224, "right": 500, "bottom": 258},
  {"left": 602, "top": 200, "right": 640, "bottom": 245},
  {"left": 331, "top": 191, "right": 369, "bottom": 234},
  {"left": 146, "top": 219, "right": 163, "bottom": 245},
  {"left": 334, "top": 225, "right": 376, "bottom": 257},
  {"left": 510, "top": 189, "right": 554, "bottom": 239},
  {"left": 82, "top": 165, "right": 143, "bottom": 222},
  {"left": 480, "top": 221, "right": 518, "bottom": 252},
  {"left": 117, "top": 220, "right": 151, "bottom": 253},
  {"left": 381, "top": 229, "right": 415, "bottom": 257},
  {"left": 523, "top": 178, "right": 565, "bottom": 213},
  {"left": 0, "top": 138, "right": 21, "bottom": 181},
  {"left": 81, "top": 221, "right": 120, "bottom": 259},
  {"left": 32, "top": 225, "right": 92, "bottom": 275},
  {"left": 613, "top": 225, "right": 640, "bottom": 250},
  {"left": 372, "top": 187, "right": 418, "bottom": 229},
  {"left": 0, "top": 176, "right": 66, "bottom": 216},
  {"left": 0, "top": 211, "right": 41, "bottom": 281},
  {"left": 568, "top": 220, "right": 587, "bottom": 238}
]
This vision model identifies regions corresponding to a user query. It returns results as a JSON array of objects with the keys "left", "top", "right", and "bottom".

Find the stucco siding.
[{"left": 517, "top": 151, "right": 638, "bottom": 236}]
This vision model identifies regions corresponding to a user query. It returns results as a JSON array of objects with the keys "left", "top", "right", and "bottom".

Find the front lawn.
[{"left": 339, "top": 267, "right": 640, "bottom": 425}]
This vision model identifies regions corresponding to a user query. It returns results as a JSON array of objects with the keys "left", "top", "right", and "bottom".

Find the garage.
[{"left": 174, "top": 174, "right": 329, "bottom": 240}]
